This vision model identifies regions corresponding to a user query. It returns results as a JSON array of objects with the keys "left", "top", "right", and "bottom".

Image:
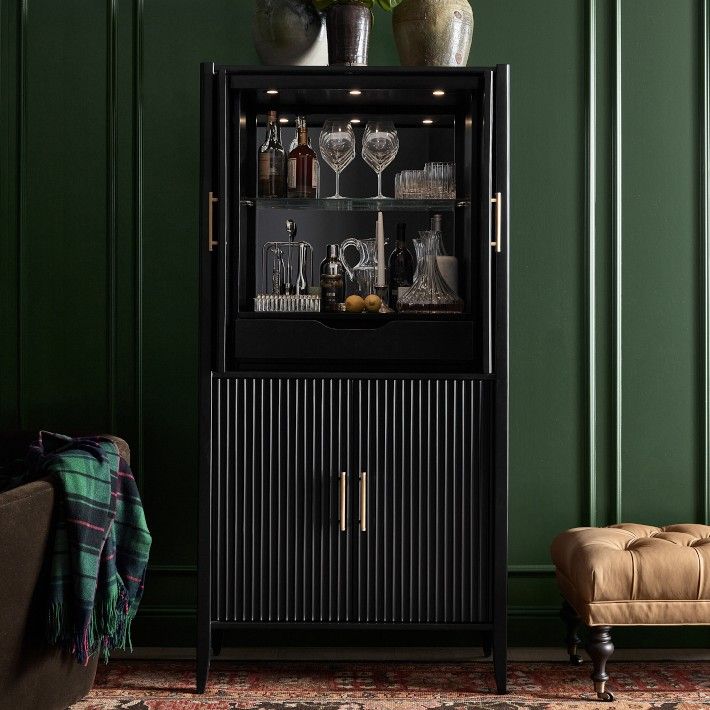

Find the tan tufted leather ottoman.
[{"left": 551, "top": 524, "right": 710, "bottom": 701}]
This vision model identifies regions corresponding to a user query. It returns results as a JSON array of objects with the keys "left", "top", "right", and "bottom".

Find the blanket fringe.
[{"left": 48, "top": 583, "right": 136, "bottom": 665}]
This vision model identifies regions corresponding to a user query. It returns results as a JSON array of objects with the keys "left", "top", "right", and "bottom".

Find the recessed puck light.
[
  {"left": 349, "top": 89, "right": 362, "bottom": 96},
  {"left": 266, "top": 89, "right": 279, "bottom": 95},
  {"left": 432, "top": 89, "right": 446, "bottom": 96},
  {"left": 351, "top": 118, "right": 361, "bottom": 124},
  {"left": 422, "top": 119, "right": 434, "bottom": 125}
]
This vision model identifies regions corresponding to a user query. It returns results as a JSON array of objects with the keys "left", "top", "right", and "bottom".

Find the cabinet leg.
[
  {"left": 196, "top": 622, "right": 211, "bottom": 693},
  {"left": 492, "top": 630, "right": 507, "bottom": 694},
  {"left": 211, "top": 629, "right": 224, "bottom": 657},
  {"left": 560, "top": 600, "right": 583, "bottom": 665},
  {"left": 586, "top": 625, "right": 615, "bottom": 702}
]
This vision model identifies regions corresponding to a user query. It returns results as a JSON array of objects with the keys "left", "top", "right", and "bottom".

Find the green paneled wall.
[{"left": 1, "top": 0, "right": 709, "bottom": 647}]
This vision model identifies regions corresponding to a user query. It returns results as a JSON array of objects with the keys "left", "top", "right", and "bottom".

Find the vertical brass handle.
[
  {"left": 208, "top": 191, "right": 219, "bottom": 252},
  {"left": 360, "top": 472, "right": 367, "bottom": 533},
  {"left": 339, "top": 472, "right": 346, "bottom": 532},
  {"left": 490, "top": 192, "right": 503, "bottom": 253}
]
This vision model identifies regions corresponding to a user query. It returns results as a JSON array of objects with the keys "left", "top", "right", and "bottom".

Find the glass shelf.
[{"left": 241, "top": 198, "right": 468, "bottom": 212}]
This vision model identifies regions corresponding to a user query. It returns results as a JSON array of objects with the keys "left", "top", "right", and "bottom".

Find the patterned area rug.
[{"left": 71, "top": 660, "right": 710, "bottom": 709}]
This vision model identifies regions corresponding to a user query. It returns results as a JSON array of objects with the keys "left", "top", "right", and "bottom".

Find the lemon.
[
  {"left": 364, "top": 295, "right": 382, "bottom": 313},
  {"left": 345, "top": 295, "right": 366, "bottom": 313}
]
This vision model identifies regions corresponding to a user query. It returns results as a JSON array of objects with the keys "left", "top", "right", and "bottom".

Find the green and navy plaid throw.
[{"left": 28, "top": 432, "right": 151, "bottom": 664}]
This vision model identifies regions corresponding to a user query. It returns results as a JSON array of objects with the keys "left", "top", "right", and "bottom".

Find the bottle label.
[
  {"left": 312, "top": 161, "right": 319, "bottom": 189},
  {"left": 260, "top": 152, "right": 282, "bottom": 178},
  {"left": 288, "top": 158, "right": 297, "bottom": 189},
  {"left": 320, "top": 275, "right": 343, "bottom": 312}
]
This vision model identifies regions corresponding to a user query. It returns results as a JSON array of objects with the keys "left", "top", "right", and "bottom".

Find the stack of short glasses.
[{"left": 394, "top": 162, "right": 456, "bottom": 200}]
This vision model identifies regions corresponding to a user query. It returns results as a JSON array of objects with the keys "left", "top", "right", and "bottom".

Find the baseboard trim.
[{"left": 112, "top": 646, "right": 710, "bottom": 662}]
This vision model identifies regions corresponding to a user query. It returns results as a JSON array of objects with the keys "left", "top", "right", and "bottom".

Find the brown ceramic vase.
[
  {"left": 393, "top": 0, "right": 474, "bottom": 67},
  {"left": 325, "top": 1, "right": 372, "bottom": 66}
]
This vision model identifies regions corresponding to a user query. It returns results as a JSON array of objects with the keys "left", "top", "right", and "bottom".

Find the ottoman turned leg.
[
  {"left": 559, "top": 600, "right": 583, "bottom": 665},
  {"left": 586, "top": 625, "right": 615, "bottom": 702}
]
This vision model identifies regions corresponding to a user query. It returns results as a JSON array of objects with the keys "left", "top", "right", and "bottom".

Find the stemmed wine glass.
[
  {"left": 361, "top": 120, "right": 399, "bottom": 199},
  {"left": 319, "top": 120, "right": 355, "bottom": 199}
]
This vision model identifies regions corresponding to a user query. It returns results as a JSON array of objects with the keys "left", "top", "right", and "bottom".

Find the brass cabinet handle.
[
  {"left": 490, "top": 192, "right": 503, "bottom": 253},
  {"left": 208, "top": 191, "right": 219, "bottom": 252},
  {"left": 339, "top": 472, "right": 346, "bottom": 532},
  {"left": 359, "top": 472, "right": 367, "bottom": 533}
]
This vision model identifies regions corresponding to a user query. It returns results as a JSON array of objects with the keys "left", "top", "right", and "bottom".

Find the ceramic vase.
[
  {"left": 253, "top": 0, "right": 329, "bottom": 66},
  {"left": 325, "top": 1, "right": 372, "bottom": 66},
  {"left": 393, "top": 0, "right": 474, "bottom": 67}
]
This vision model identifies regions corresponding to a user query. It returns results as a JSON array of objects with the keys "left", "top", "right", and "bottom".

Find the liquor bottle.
[
  {"left": 289, "top": 116, "right": 312, "bottom": 154},
  {"left": 288, "top": 117, "right": 319, "bottom": 199},
  {"left": 320, "top": 244, "right": 345, "bottom": 312},
  {"left": 258, "top": 111, "right": 286, "bottom": 198},
  {"left": 290, "top": 116, "right": 320, "bottom": 195},
  {"left": 388, "top": 223, "right": 414, "bottom": 310}
]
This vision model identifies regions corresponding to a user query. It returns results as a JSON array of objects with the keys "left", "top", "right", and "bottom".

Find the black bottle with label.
[
  {"left": 320, "top": 244, "right": 345, "bottom": 312},
  {"left": 388, "top": 223, "right": 414, "bottom": 310}
]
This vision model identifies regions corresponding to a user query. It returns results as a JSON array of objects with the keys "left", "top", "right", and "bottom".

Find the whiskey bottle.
[
  {"left": 289, "top": 116, "right": 311, "bottom": 154},
  {"left": 290, "top": 116, "right": 320, "bottom": 194},
  {"left": 320, "top": 244, "right": 345, "bottom": 312},
  {"left": 288, "top": 117, "right": 319, "bottom": 199},
  {"left": 258, "top": 111, "right": 286, "bottom": 198},
  {"left": 388, "top": 223, "right": 414, "bottom": 310}
]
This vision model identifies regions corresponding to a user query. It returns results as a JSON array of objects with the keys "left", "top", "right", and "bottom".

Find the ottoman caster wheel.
[
  {"left": 597, "top": 690, "right": 614, "bottom": 702},
  {"left": 568, "top": 653, "right": 583, "bottom": 666}
]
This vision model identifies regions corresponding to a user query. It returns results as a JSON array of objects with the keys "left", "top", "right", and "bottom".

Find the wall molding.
[
  {"left": 107, "top": 0, "right": 117, "bottom": 433},
  {"left": 586, "top": 0, "right": 598, "bottom": 528},
  {"left": 134, "top": 0, "right": 144, "bottom": 491},
  {"left": 613, "top": 0, "right": 623, "bottom": 524},
  {"left": 702, "top": 0, "right": 710, "bottom": 525},
  {"left": 149, "top": 564, "right": 198, "bottom": 575},
  {"left": 138, "top": 606, "right": 196, "bottom": 617},
  {"left": 146, "top": 565, "right": 556, "bottom": 577},
  {"left": 17, "top": 0, "right": 26, "bottom": 428},
  {"left": 508, "top": 564, "right": 555, "bottom": 575}
]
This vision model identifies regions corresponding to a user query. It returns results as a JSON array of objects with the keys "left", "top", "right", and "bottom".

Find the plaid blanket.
[{"left": 28, "top": 432, "right": 151, "bottom": 664}]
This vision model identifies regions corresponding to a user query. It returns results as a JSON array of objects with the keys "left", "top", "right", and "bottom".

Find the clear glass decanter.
[{"left": 397, "top": 230, "right": 464, "bottom": 314}]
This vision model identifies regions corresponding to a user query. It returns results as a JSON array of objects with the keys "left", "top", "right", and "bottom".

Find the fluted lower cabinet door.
[
  {"left": 212, "top": 376, "right": 353, "bottom": 622},
  {"left": 351, "top": 378, "right": 492, "bottom": 624}
]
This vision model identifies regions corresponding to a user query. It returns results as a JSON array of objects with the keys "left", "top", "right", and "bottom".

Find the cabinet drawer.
[{"left": 233, "top": 318, "right": 476, "bottom": 363}]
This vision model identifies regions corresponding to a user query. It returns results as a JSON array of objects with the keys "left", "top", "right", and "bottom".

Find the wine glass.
[
  {"left": 361, "top": 120, "right": 399, "bottom": 199},
  {"left": 319, "top": 120, "right": 355, "bottom": 199}
]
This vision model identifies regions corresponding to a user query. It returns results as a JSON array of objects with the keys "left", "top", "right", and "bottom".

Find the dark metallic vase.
[
  {"left": 253, "top": 0, "right": 328, "bottom": 66},
  {"left": 325, "top": 2, "right": 372, "bottom": 66},
  {"left": 393, "top": 0, "right": 474, "bottom": 67}
]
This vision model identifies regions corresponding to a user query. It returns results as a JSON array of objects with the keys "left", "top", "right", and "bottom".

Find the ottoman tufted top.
[{"left": 551, "top": 524, "right": 710, "bottom": 626}]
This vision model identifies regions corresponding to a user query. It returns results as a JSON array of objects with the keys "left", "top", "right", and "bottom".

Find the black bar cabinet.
[{"left": 197, "top": 64, "right": 509, "bottom": 694}]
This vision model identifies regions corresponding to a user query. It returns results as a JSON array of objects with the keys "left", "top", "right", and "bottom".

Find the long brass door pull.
[
  {"left": 359, "top": 472, "right": 367, "bottom": 533},
  {"left": 208, "top": 191, "right": 219, "bottom": 252},
  {"left": 339, "top": 472, "right": 347, "bottom": 532},
  {"left": 490, "top": 192, "right": 503, "bottom": 253}
]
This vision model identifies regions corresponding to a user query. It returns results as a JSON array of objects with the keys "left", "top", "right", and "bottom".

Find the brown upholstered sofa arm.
[{"left": 0, "top": 430, "right": 130, "bottom": 710}]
